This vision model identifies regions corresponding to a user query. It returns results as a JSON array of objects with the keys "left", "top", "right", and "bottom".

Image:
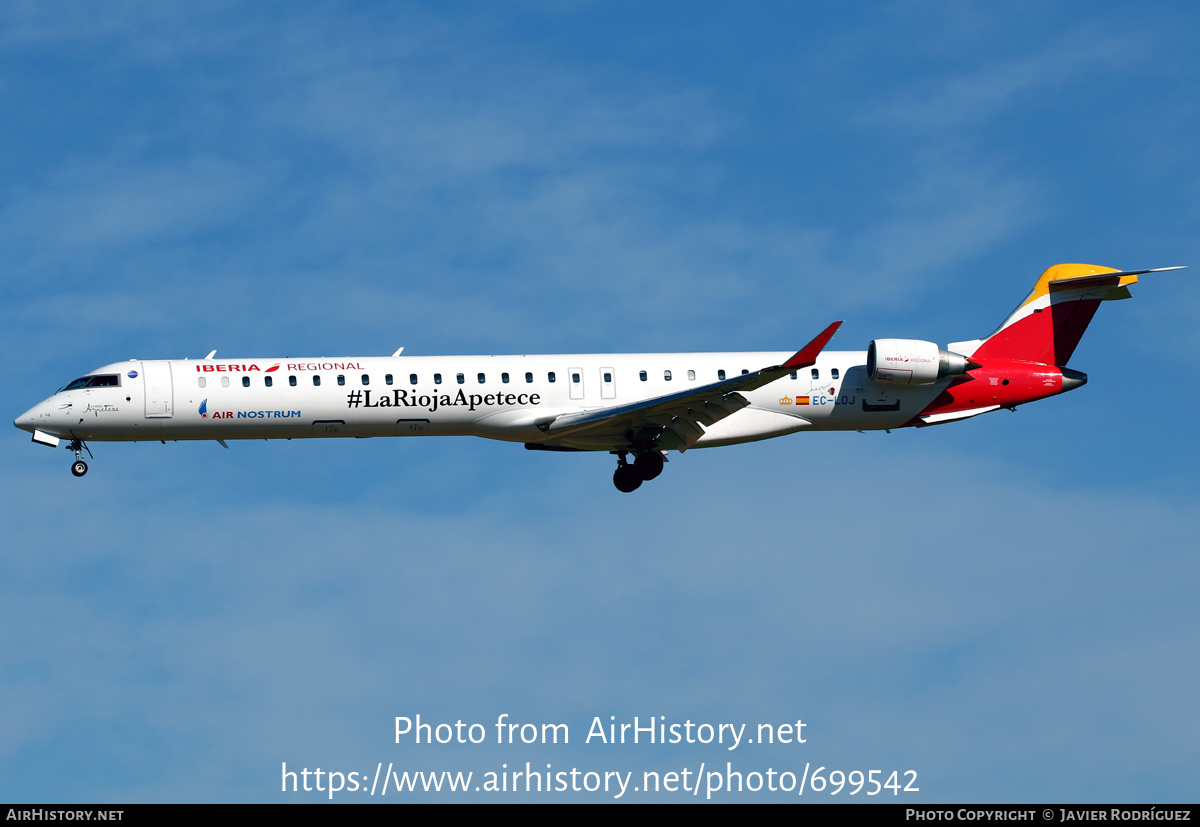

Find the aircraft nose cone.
[
  {"left": 15, "top": 407, "right": 37, "bottom": 432},
  {"left": 14, "top": 399, "right": 52, "bottom": 433},
  {"left": 1060, "top": 367, "right": 1088, "bottom": 392}
]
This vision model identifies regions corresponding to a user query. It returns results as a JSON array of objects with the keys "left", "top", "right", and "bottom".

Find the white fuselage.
[{"left": 16, "top": 352, "right": 943, "bottom": 451}]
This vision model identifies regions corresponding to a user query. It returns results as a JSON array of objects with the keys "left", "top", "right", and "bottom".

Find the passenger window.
[
  {"left": 548, "top": 372, "right": 556, "bottom": 383},
  {"left": 502, "top": 373, "right": 510, "bottom": 384},
  {"left": 831, "top": 368, "right": 840, "bottom": 380},
  {"left": 265, "top": 376, "right": 273, "bottom": 388},
  {"left": 664, "top": 370, "right": 672, "bottom": 381},
  {"left": 525, "top": 372, "right": 533, "bottom": 383},
  {"left": 478, "top": 373, "right": 485, "bottom": 384},
  {"left": 571, "top": 372, "right": 580, "bottom": 383},
  {"left": 410, "top": 374, "right": 418, "bottom": 385},
  {"left": 718, "top": 370, "right": 726, "bottom": 381},
  {"left": 221, "top": 376, "right": 230, "bottom": 388},
  {"left": 289, "top": 376, "right": 297, "bottom": 387},
  {"left": 790, "top": 372, "right": 797, "bottom": 380},
  {"left": 457, "top": 373, "right": 465, "bottom": 384},
  {"left": 313, "top": 375, "right": 321, "bottom": 387},
  {"left": 603, "top": 372, "right": 612, "bottom": 383},
  {"left": 639, "top": 371, "right": 647, "bottom": 381},
  {"left": 688, "top": 370, "right": 695, "bottom": 381},
  {"left": 242, "top": 376, "right": 250, "bottom": 388},
  {"left": 361, "top": 374, "right": 369, "bottom": 385},
  {"left": 434, "top": 373, "right": 442, "bottom": 385},
  {"left": 385, "top": 374, "right": 393, "bottom": 385},
  {"left": 811, "top": 368, "right": 819, "bottom": 380},
  {"left": 337, "top": 375, "right": 345, "bottom": 386},
  {"left": 198, "top": 377, "right": 206, "bottom": 388},
  {"left": 741, "top": 369, "right": 749, "bottom": 375}
]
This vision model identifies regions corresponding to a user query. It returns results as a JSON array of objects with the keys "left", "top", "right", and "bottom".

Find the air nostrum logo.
[{"left": 347, "top": 389, "right": 541, "bottom": 413}]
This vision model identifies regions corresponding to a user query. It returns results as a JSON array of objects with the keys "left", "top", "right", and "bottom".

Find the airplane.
[{"left": 14, "top": 263, "right": 1183, "bottom": 492}]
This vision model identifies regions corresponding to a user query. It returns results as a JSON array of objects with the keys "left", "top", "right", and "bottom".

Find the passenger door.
[{"left": 141, "top": 361, "right": 174, "bottom": 418}]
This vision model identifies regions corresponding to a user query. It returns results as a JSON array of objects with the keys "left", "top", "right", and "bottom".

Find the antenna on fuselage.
[
  {"left": 391, "top": 347, "right": 404, "bottom": 357},
  {"left": 205, "top": 350, "right": 217, "bottom": 359}
]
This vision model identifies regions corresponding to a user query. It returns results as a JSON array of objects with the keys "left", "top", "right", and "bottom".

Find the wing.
[{"left": 534, "top": 321, "right": 842, "bottom": 451}]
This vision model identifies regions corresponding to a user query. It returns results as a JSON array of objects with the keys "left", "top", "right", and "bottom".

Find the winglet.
[{"left": 779, "top": 321, "right": 843, "bottom": 371}]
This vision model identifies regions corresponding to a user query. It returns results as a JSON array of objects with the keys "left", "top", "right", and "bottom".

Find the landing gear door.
[{"left": 142, "top": 361, "right": 174, "bottom": 418}]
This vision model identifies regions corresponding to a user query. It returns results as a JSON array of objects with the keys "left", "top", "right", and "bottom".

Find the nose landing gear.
[
  {"left": 612, "top": 450, "right": 667, "bottom": 493},
  {"left": 66, "top": 439, "right": 92, "bottom": 477}
]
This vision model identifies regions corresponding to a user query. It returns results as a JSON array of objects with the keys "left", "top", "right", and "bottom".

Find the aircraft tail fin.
[{"left": 958, "top": 264, "right": 1182, "bottom": 366}]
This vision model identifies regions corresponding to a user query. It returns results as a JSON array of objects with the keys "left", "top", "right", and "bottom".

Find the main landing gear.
[
  {"left": 67, "top": 439, "right": 92, "bottom": 477},
  {"left": 612, "top": 450, "right": 666, "bottom": 493}
]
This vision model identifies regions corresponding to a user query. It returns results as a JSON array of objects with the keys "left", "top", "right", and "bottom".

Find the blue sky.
[{"left": 2, "top": 1, "right": 1198, "bottom": 802}]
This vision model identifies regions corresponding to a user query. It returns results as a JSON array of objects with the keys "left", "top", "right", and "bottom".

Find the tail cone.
[{"left": 1061, "top": 367, "right": 1088, "bottom": 392}]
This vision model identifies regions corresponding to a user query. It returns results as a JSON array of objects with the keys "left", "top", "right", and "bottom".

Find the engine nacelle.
[{"left": 867, "top": 339, "right": 974, "bottom": 385}]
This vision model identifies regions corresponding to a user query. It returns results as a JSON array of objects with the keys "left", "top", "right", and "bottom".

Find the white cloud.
[
  {"left": 857, "top": 19, "right": 1145, "bottom": 134},
  {"left": 2, "top": 2, "right": 1198, "bottom": 801}
]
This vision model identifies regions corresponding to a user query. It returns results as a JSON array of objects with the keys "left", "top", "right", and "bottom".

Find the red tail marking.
[{"left": 972, "top": 298, "right": 1103, "bottom": 365}]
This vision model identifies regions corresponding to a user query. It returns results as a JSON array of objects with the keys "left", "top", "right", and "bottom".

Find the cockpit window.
[{"left": 61, "top": 374, "right": 120, "bottom": 392}]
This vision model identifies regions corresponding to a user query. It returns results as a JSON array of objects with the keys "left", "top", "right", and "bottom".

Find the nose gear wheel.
[{"left": 66, "top": 438, "right": 92, "bottom": 477}]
